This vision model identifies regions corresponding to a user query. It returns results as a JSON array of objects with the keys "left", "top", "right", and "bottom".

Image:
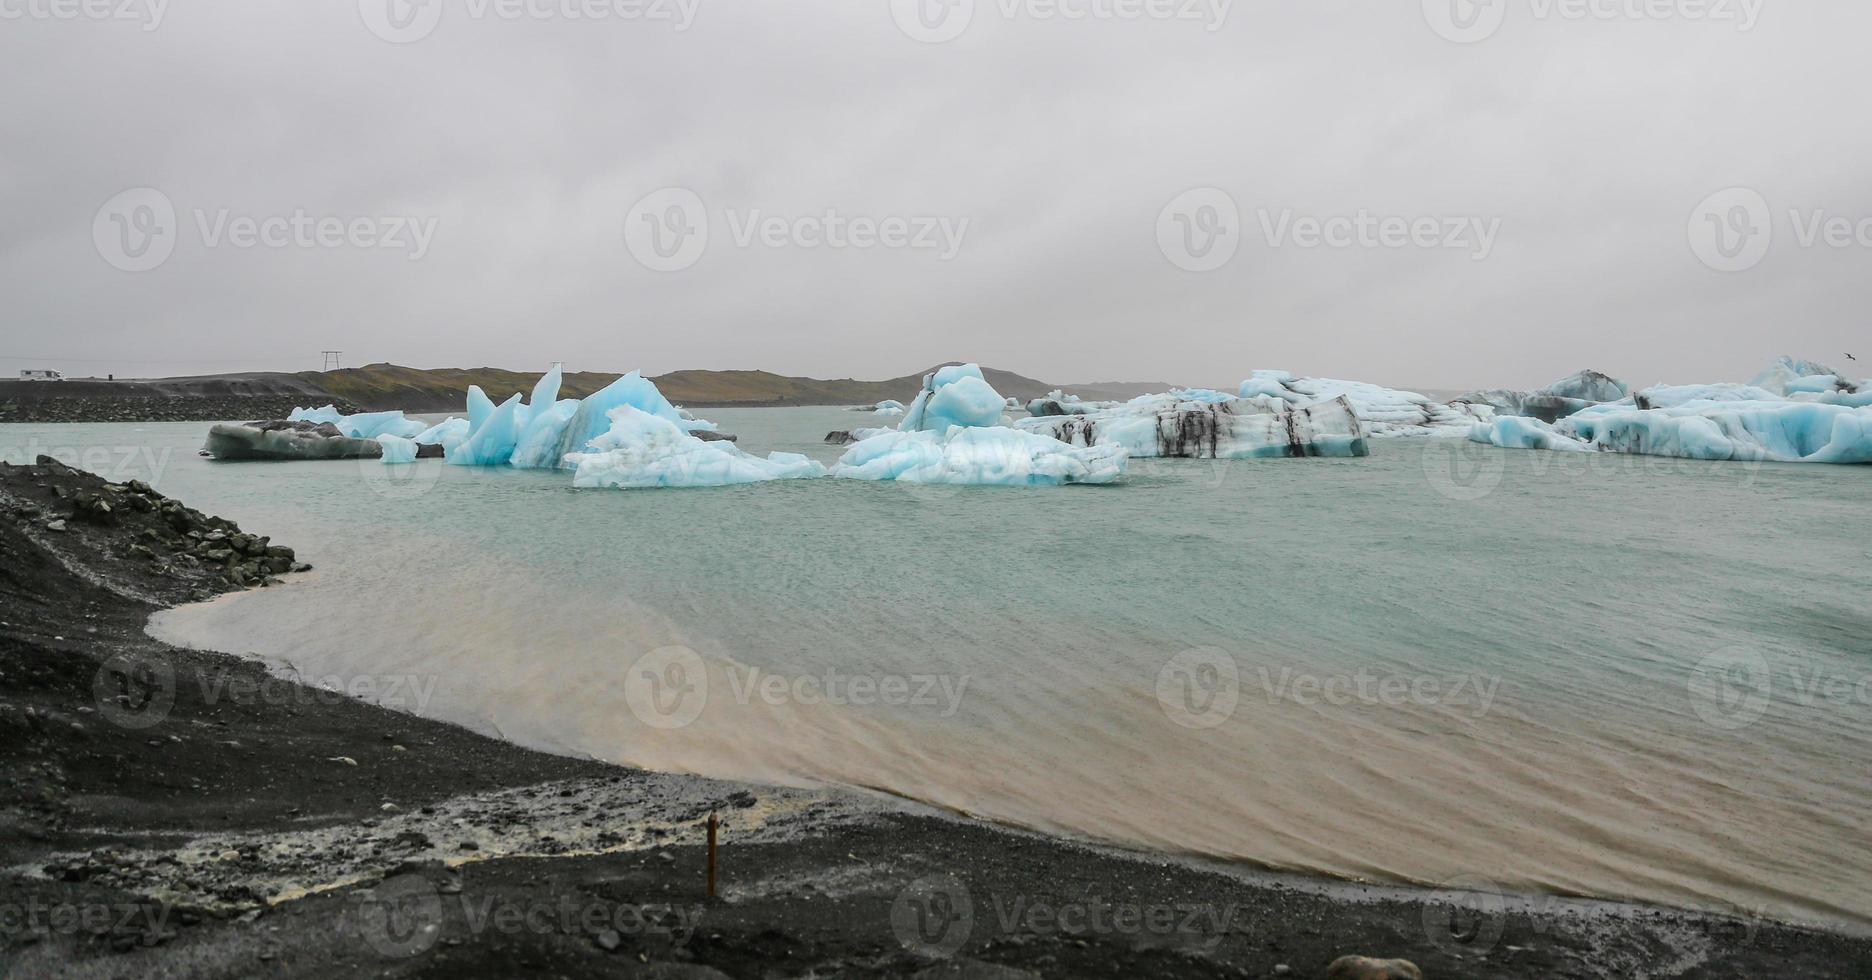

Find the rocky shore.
[{"left": 1, "top": 458, "right": 1867, "bottom": 979}]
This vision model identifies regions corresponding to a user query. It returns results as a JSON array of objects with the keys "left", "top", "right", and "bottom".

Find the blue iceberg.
[
  {"left": 567, "top": 406, "right": 824, "bottom": 488},
  {"left": 833, "top": 364, "right": 1127, "bottom": 484},
  {"left": 1468, "top": 358, "right": 1872, "bottom": 464}
]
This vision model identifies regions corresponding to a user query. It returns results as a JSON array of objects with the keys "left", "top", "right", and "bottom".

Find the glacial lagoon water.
[{"left": 9, "top": 410, "right": 1871, "bottom": 930}]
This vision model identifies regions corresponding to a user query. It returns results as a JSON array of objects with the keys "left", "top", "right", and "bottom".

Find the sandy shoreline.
[{"left": 2, "top": 456, "right": 1866, "bottom": 979}]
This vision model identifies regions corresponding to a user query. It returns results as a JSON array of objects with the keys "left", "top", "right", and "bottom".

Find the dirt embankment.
[{"left": 1, "top": 458, "right": 1866, "bottom": 979}]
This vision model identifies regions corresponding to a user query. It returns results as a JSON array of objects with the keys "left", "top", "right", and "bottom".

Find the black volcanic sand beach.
[{"left": 1, "top": 458, "right": 1866, "bottom": 979}]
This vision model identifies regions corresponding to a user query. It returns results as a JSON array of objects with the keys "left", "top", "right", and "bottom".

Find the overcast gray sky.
[{"left": 2, "top": 0, "right": 1868, "bottom": 391}]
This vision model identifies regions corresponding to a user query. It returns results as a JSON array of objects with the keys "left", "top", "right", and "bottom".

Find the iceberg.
[
  {"left": 447, "top": 393, "right": 528, "bottom": 467},
  {"left": 1027, "top": 390, "right": 1121, "bottom": 417},
  {"left": 204, "top": 421, "right": 384, "bottom": 461},
  {"left": 833, "top": 426, "right": 1125, "bottom": 485},
  {"left": 1237, "top": 370, "right": 1491, "bottom": 437},
  {"left": 1466, "top": 359, "right": 1872, "bottom": 465},
  {"left": 872, "top": 399, "right": 906, "bottom": 417},
  {"left": 284, "top": 404, "right": 447, "bottom": 442},
  {"left": 1454, "top": 370, "right": 1629, "bottom": 422},
  {"left": 833, "top": 364, "right": 1128, "bottom": 484},
  {"left": 288, "top": 405, "right": 345, "bottom": 425},
  {"left": 412, "top": 417, "right": 471, "bottom": 452},
  {"left": 332, "top": 410, "right": 428, "bottom": 440},
  {"left": 376, "top": 434, "right": 420, "bottom": 464},
  {"left": 1017, "top": 391, "right": 1369, "bottom": 459},
  {"left": 549, "top": 370, "right": 707, "bottom": 466},
  {"left": 1747, "top": 356, "right": 1872, "bottom": 407},
  {"left": 898, "top": 364, "right": 1006, "bottom": 433},
  {"left": 1471, "top": 401, "right": 1872, "bottom": 464},
  {"left": 567, "top": 406, "right": 825, "bottom": 488}
]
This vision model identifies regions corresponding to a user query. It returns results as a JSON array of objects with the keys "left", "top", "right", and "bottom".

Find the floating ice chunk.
[
  {"left": 285, "top": 405, "right": 427, "bottom": 439},
  {"left": 413, "top": 417, "right": 470, "bottom": 451},
  {"left": 510, "top": 400, "right": 580, "bottom": 469},
  {"left": 1470, "top": 400, "right": 1872, "bottom": 464},
  {"left": 1750, "top": 356, "right": 1849, "bottom": 395},
  {"left": 288, "top": 405, "right": 345, "bottom": 425},
  {"left": 873, "top": 399, "right": 906, "bottom": 417},
  {"left": 204, "top": 421, "right": 383, "bottom": 461},
  {"left": 1020, "top": 393, "right": 1369, "bottom": 459},
  {"left": 567, "top": 406, "right": 825, "bottom": 488},
  {"left": 376, "top": 435, "right": 419, "bottom": 464},
  {"left": 1467, "top": 417, "right": 1590, "bottom": 452},
  {"left": 1239, "top": 371, "right": 1489, "bottom": 436},
  {"left": 1634, "top": 384, "right": 1782, "bottom": 409},
  {"left": 1456, "top": 370, "right": 1628, "bottom": 421},
  {"left": 832, "top": 425, "right": 1126, "bottom": 485},
  {"left": 334, "top": 411, "right": 427, "bottom": 440},
  {"left": 1025, "top": 390, "right": 1121, "bottom": 417},
  {"left": 899, "top": 365, "right": 1004, "bottom": 432},
  {"left": 551, "top": 370, "right": 697, "bottom": 462},
  {"left": 466, "top": 385, "right": 496, "bottom": 433},
  {"left": 448, "top": 393, "right": 526, "bottom": 466}
]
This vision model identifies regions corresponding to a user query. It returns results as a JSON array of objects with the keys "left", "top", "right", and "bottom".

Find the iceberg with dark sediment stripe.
[
  {"left": 1454, "top": 370, "right": 1629, "bottom": 422},
  {"left": 1468, "top": 357, "right": 1872, "bottom": 464},
  {"left": 1016, "top": 389, "right": 1368, "bottom": 459},
  {"left": 1239, "top": 370, "right": 1493, "bottom": 437}
]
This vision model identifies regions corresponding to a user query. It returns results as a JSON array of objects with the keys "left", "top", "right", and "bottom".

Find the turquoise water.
[{"left": 8, "top": 413, "right": 1870, "bottom": 929}]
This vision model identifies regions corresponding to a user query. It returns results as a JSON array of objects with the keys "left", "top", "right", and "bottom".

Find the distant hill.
[
  {"left": 297, "top": 363, "right": 1175, "bottom": 412},
  {"left": 1, "top": 363, "right": 1179, "bottom": 421}
]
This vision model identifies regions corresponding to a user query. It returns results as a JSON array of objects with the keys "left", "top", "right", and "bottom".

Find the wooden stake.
[{"left": 706, "top": 812, "right": 718, "bottom": 900}]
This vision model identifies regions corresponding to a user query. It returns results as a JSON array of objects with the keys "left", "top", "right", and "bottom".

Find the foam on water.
[{"left": 11, "top": 412, "right": 1868, "bottom": 932}]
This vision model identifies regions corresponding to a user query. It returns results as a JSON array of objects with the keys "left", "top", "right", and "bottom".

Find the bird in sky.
[{"left": 1848, "top": 353, "right": 1858, "bottom": 361}]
